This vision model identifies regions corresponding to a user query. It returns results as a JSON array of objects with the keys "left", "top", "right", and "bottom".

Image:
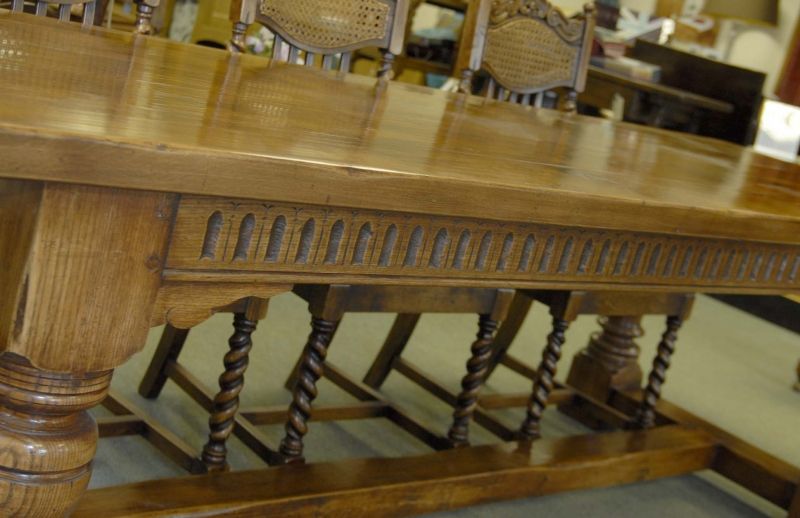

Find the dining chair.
[
  {"left": 8, "top": 0, "right": 100, "bottom": 27},
  {"left": 228, "top": 0, "right": 409, "bottom": 77},
  {"left": 6, "top": 0, "right": 161, "bottom": 34},
  {"left": 358, "top": 0, "right": 698, "bottom": 440},
  {"left": 457, "top": 0, "right": 596, "bottom": 111},
  {"left": 139, "top": 0, "right": 519, "bottom": 472}
]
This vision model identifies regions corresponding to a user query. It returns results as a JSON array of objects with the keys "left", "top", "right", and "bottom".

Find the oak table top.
[{"left": 1, "top": 13, "right": 799, "bottom": 245}]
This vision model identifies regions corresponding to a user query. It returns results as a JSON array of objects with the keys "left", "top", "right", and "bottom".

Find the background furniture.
[
  {"left": 8, "top": 0, "right": 100, "bottom": 26},
  {"left": 581, "top": 64, "right": 735, "bottom": 131},
  {"left": 228, "top": 0, "right": 409, "bottom": 72},
  {"left": 625, "top": 39, "right": 766, "bottom": 145}
]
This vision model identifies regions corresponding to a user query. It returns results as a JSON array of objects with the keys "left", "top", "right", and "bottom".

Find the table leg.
[
  {"left": 561, "top": 316, "right": 644, "bottom": 428},
  {"left": 0, "top": 181, "right": 173, "bottom": 515}
]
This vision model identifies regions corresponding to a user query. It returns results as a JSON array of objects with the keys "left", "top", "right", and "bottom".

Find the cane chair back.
[
  {"left": 9, "top": 0, "right": 99, "bottom": 27},
  {"left": 229, "top": 0, "right": 410, "bottom": 76},
  {"left": 458, "top": 0, "right": 595, "bottom": 110}
]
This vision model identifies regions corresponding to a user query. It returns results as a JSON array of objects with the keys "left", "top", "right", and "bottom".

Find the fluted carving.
[
  {"left": 448, "top": 314, "right": 500, "bottom": 445},
  {"left": 201, "top": 313, "right": 257, "bottom": 470},
  {"left": 279, "top": 317, "right": 337, "bottom": 460},
  {"left": 519, "top": 317, "right": 569, "bottom": 440},
  {"left": 632, "top": 316, "right": 683, "bottom": 429}
]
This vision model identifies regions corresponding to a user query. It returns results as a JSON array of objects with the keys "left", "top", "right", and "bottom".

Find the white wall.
[{"left": 727, "top": 0, "right": 799, "bottom": 93}]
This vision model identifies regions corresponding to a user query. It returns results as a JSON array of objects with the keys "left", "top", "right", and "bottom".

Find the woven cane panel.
[
  {"left": 258, "top": 0, "right": 392, "bottom": 52},
  {"left": 483, "top": 18, "right": 577, "bottom": 93}
]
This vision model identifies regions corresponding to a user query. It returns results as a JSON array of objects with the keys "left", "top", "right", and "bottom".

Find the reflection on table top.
[{"left": 0, "top": 13, "right": 798, "bottom": 243}]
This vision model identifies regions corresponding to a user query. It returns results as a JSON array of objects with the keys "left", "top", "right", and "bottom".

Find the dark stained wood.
[
  {"left": 393, "top": 358, "right": 516, "bottom": 441},
  {"left": 631, "top": 316, "right": 683, "bottom": 429},
  {"left": 448, "top": 314, "right": 500, "bottom": 445},
  {"left": 201, "top": 312, "right": 259, "bottom": 471},
  {"left": 362, "top": 313, "right": 421, "bottom": 388},
  {"left": 164, "top": 360, "right": 283, "bottom": 467},
  {"left": 484, "top": 291, "right": 534, "bottom": 380},
  {"left": 74, "top": 425, "right": 717, "bottom": 517},
  {"left": 1, "top": 16, "right": 800, "bottom": 246},
  {"left": 139, "top": 324, "right": 190, "bottom": 399},
  {"left": 280, "top": 316, "right": 338, "bottom": 462},
  {"left": 629, "top": 40, "right": 765, "bottom": 145},
  {"left": 275, "top": 285, "right": 515, "bottom": 459},
  {"left": 519, "top": 317, "right": 569, "bottom": 440}
]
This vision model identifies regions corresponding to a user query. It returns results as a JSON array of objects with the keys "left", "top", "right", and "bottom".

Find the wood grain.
[
  {"left": 73, "top": 425, "right": 717, "bottom": 517},
  {"left": 0, "top": 15, "right": 800, "bottom": 246},
  {"left": 0, "top": 181, "right": 174, "bottom": 372}
]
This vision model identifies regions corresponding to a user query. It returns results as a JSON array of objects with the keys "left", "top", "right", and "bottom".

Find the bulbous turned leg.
[
  {"left": 200, "top": 313, "right": 257, "bottom": 471},
  {"left": 0, "top": 353, "right": 112, "bottom": 517},
  {"left": 519, "top": 318, "right": 570, "bottom": 440},
  {"left": 447, "top": 314, "right": 500, "bottom": 446},
  {"left": 279, "top": 316, "right": 337, "bottom": 462},
  {"left": 632, "top": 316, "right": 683, "bottom": 429}
]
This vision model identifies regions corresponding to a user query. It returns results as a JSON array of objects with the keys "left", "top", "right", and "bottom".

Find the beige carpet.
[{"left": 91, "top": 294, "right": 800, "bottom": 517}]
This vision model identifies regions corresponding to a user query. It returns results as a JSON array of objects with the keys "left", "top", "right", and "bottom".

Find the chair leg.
[
  {"left": 279, "top": 316, "right": 338, "bottom": 462},
  {"left": 794, "top": 359, "right": 800, "bottom": 392},
  {"left": 284, "top": 320, "right": 341, "bottom": 391},
  {"left": 447, "top": 314, "right": 499, "bottom": 446},
  {"left": 200, "top": 313, "right": 258, "bottom": 471},
  {"left": 362, "top": 313, "right": 421, "bottom": 389},
  {"left": 519, "top": 317, "right": 570, "bottom": 440},
  {"left": 139, "top": 324, "right": 190, "bottom": 399},
  {"left": 632, "top": 315, "right": 683, "bottom": 429},
  {"left": 484, "top": 292, "right": 533, "bottom": 380}
]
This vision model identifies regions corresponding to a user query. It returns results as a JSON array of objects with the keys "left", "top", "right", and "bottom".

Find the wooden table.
[{"left": 1, "top": 13, "right": 799, "bottom": 517}]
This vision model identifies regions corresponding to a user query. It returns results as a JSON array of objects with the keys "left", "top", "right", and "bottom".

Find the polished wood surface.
[{"left": 1, "top": 13, "right": 800, "bottom": 245}]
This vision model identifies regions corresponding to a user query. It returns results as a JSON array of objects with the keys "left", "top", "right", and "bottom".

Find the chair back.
[
  {"left": 10, "top": 0, "right": 99, "bottom": 27},
  {"left": 230, "top": 0, "right": 409, "bottom": 76},
  {"left": 458, "top": 0, "right": 595, "bottom": 110}
]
